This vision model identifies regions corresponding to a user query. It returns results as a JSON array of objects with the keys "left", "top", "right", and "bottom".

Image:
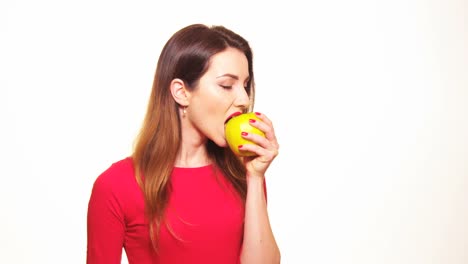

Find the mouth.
[{"left": 224, "top": 111, "right": 242, "bottom": 124}]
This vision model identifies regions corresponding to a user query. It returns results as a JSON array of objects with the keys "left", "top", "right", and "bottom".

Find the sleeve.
[{"left": 87, "top": 172, "right": 125, "bottom": 264}]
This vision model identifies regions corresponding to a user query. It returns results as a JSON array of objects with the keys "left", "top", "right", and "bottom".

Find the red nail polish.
[
  {"left": 255, "top": 112, "right": 261, "bottom": 116},
  {"left": 241, "top": 132, "right": 248, "bottom": 136},
  {"left": 238, "top": 145, "right": 243, "bottom": 149},
  {"left": 249, "top": 119, "right": 256, "bottom": 123}
]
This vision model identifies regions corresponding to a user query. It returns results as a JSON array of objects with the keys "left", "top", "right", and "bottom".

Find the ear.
[{"left": 170, "top": 78, "right": 190, "bottom": 106}]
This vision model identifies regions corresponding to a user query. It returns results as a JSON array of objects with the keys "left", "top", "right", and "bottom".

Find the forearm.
[{"left": 240, "top": 175, "right": 280, "bottom": 264}]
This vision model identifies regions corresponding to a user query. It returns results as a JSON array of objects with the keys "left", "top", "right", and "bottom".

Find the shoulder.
[
  {"left": 92, "top": 157, "right": 136, "bottom": 194},
  {"left": 88, "top": 158, "right": 137, "bottom": 234}
]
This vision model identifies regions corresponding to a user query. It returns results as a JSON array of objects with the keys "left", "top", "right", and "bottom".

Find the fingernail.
[
  {"left": 255, "top": 112, "right": 261, "bottom": 116},
  {"left": 241, "top": 132, "right": 248, "bottom": 136},
  {"left": 238, "top": 145, "right": 243, "bottom": 149},
  {"left": 249, "top": 119, "right": 256, "bottom": 123}
]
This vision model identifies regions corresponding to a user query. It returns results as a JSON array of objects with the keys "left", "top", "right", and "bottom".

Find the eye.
[{"left": 220, "top": 85, "right": 232, "bottom": 89}]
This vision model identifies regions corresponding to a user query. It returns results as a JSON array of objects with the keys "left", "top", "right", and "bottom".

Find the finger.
[
  {"left": 238, "top": 144, "right": 278, "bottom": 160},
  {"left": 240, "top": 126, "right": 279, "bottom": 158},
  {"left": 248, "top": 117, "right": 279, "bottom": 148},
  {"left": 241, "top": 131, "right": 270, "bottom": 149},
  {"left": 253, "top": 112, "right": 273, "bottom": 127}
]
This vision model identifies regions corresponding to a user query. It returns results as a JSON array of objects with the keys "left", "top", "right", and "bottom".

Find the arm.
[
  {"left": 241, "top": 175, "right": 280, "bottom": 263},
  {"left": 87, "top": 173, "right": 125, "bottom": 264},
  {"left": 239, "top": 113, "right": 281, "bottom": 263}
]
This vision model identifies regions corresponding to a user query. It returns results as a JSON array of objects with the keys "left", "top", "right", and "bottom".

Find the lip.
[{"left": 224, "top": 111, "right": 242, "bottom": 124}]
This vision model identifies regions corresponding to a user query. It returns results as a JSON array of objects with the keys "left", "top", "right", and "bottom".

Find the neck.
[
  {"left": 175, "top": 119, "right": 211, "bottom": 168},
  {"left": 175, "top": 145, "right": 211, "bottom": 167}
]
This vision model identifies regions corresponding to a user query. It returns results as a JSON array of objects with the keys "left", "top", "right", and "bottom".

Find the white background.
[{"left": 1, "top": 0, "right": 467, "bottom": 263}]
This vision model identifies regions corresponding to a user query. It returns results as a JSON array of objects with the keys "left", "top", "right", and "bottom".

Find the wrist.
[{"left": 246, "top": 173, "right": 264, "bottom": 184}]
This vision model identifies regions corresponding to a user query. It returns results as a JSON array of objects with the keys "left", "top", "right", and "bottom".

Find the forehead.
[{"left": 205, "top": 48, "right": 249, "bottom": 79}]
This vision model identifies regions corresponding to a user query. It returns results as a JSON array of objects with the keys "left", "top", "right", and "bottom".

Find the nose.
[{"left": 233, "top": 86, "right": 251, "bottom": 111}]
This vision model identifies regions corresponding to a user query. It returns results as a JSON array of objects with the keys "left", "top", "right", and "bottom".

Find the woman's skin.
[{"left": 170, "top": 47, "right": 281, "bottom": 263}]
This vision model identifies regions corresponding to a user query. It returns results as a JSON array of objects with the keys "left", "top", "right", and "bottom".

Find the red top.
[{"left": 87, "top": 157, "right": 247, "bottom": 264}]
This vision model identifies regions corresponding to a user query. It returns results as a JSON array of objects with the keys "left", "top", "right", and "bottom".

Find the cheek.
[
  {"left": 190, "top": 87, "right": 231, "bottom": 129},
  {"left": 191, "top": 102, "right": 221, "bottom": 131},
  {"left": 197, "top": 95, "right": 228, "bottom": 117}
]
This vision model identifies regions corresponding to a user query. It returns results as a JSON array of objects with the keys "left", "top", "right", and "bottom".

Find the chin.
[
  {"left": 215, "top": 140, "right": 228, "bottom": 148},
  {"left": 210, "top": 137, "right": 228, "bottom": 148}
]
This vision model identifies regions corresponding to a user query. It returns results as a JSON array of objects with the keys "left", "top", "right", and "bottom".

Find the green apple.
[{"left": 225, "top": 112, "right": 265, "bottom": 156}]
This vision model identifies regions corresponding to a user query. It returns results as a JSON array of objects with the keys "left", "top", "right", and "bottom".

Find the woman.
[{"left": 87, "top": 24, "right": 280, "bottom": 264}]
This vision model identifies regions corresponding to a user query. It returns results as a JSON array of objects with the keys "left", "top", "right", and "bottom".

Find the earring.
[{"left": 182, "top": 106, "right": 187, "bottom": 117}]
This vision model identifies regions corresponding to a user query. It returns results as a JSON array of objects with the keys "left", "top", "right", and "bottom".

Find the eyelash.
[{"left": 220, "top": 85, "right": 249, "bottom": 91}]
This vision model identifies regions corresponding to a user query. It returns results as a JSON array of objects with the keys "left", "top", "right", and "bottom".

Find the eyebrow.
[{"left": 216, "top": 73, "right": 250, "bottom": 82}]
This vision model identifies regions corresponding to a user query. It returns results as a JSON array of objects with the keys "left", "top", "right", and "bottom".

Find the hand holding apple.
[{"left": 225, "top": 112, "right": 265, "bottom": 156}]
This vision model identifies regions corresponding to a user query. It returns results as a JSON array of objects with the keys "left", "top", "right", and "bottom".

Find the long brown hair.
[{"left": 132, "top": 24, "right": 255, "bottom": 250}]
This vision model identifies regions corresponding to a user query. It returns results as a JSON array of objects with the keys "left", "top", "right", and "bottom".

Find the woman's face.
[{"left": 186, "top": 47, "right": 251, "bottom": 147}]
